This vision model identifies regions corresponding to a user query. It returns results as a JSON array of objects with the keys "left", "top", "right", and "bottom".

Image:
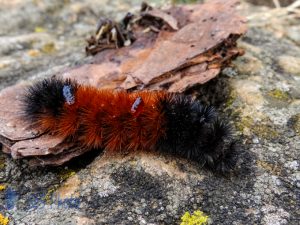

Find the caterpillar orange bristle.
[{"left": 22, "top": 77, "right": 238, "bottom": 174}]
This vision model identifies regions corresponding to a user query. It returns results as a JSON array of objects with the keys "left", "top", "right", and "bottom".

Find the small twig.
[
  {"left": 247, "top": 0, "right": 300, "bottom": 22},
  {"left": 273, "top": 0, "right": 281, "bottom": 8},
  {"left": 287, "top": 0, "right": 300, "bottom": 10}
]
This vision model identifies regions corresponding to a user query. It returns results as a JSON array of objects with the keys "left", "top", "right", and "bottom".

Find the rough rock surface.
[{"left": 0, "top": 1, "right": 299, "bottom": 225}]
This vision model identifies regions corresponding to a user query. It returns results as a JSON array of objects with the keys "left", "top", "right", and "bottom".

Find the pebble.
[
  {"left": 277, "top": 55, "right": 300, "bottom": 76},
  {"left": 252, "top": 137, "right": 260, "bottom": 144},
  {"left": 286, "top": 26, "right": 300, "bottom": 45},
  {"left": 135, "top": 209, "right": 142, "bottom": 215},
  {"left": 285, "top": 161, "right": 298, "bottom": 170}
]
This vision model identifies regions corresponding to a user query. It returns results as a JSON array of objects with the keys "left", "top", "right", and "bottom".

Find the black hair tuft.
[
  {"left": 157, "top": 93, "right": 238, "bottom": 174},
  {"left": 22, "top": 77, "right": 77, "bottom": 125}
]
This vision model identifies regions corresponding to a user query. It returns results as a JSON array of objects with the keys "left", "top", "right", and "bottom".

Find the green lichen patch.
[
  {"left": 58, "top": 168, "right": 76, "bottom": 181},
  {"left": 267, "top": 89, "right": 290, "bottom": 102},
  {"left": 235, "top": 116, "right": 279, "bottom": 139}
]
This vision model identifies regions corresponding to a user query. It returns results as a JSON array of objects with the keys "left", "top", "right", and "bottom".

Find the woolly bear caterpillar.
[{"left": 22, "top": 78, "right": 238, "bottom": 174}]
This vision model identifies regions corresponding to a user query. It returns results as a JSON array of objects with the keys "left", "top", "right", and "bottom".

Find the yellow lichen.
[
  {"left": 180, "top": 210, "right": 209, "bottom": 225},
  {"left": 0, "top": 185, "right": 6, "bottom": 191},
  {"left": 59, "top": 168, "right": 76, "bottom": 181},
  {"left": 34, "top": 26, "right": 46, "bottom": 33},
  {"left": 44, "top": 187, "right": 57, "bottom": 204},
  {"left": 44, "top": 169, "right": 76, "bottom": 204},
  {"left": 0, "top": 213, "right": 9, "bottom": 225},
  {"left": 267, "top": 89, "right": 290, "bottom": 101}
]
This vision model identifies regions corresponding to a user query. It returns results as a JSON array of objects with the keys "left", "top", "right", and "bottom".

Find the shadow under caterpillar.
[{"left": 22, "top": 78, "right": 238, "bottom": 174}]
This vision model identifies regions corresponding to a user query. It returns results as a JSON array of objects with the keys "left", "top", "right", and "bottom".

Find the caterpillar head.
[{"left": 158, "top": 94, "right": 238, "bottom": 174}]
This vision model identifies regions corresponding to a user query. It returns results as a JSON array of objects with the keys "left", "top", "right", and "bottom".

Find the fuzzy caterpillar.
[{"left": 22, "top": 78, "right": 238, "bottom": 174}]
